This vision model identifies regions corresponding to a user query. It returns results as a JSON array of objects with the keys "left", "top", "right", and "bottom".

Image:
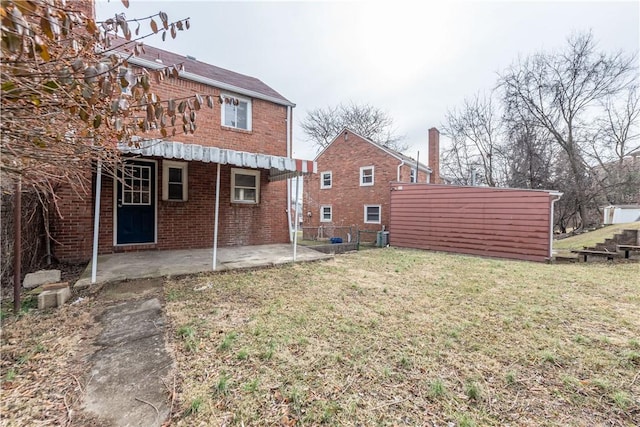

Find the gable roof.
[
  {"left": 315, "top": 128, "right": 431, "bottom": 173},
  {"left": 110, "top": 40, "right": 294, "bottom": 107}
]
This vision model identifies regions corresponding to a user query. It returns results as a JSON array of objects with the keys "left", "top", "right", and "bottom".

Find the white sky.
[{"left": 95, "top": 0, "right": 640, "bottom": 162}]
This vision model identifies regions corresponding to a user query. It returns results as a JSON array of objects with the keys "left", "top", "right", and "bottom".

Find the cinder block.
[
  {"left": 38, "top": 290, "right": 58, "bottom": 309},
  {"left": 38, "top": 287, "right": 71, "bottom": 309},
  {"left": 24, "top": 270, "right": 61, "bottom": 289}
]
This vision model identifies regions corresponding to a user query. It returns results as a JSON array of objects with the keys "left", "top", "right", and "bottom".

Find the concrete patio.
[{"left": 74, "top": 244, "right": 333, "bottom": 289}]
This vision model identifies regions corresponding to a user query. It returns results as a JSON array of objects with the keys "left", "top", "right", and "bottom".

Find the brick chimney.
[{"left": 428, "top": 127, "right": 440, "bottom": 184}]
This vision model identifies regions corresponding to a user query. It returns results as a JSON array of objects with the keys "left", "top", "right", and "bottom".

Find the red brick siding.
[
  {"left": 52, "top": 160, "right": 289, "bottom": 262},
  {"left": 135, "top": 71, "right": 288, "bottom": 157},
  {"left": 304, "top": 133, "right": 404, "bottom": 233},
  {"left": 390, "top": 184, "right": 554, "bottom": 262},
  {"left": 51, "top": 70, "right": 291, "bottom": 262},
  {"left": 49, "top": 170, "right": 95, "bottom": 263}
]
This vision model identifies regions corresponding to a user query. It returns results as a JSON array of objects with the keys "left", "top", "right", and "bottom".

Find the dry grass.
[
  {"left": 0, "top": 293, "right": 103, "bottom": 427},
  {"left": 554, "top": 222, "right": 640, "bottom": 251},
  {"left": 163, "top": 248, "right": 640, "bottom": 426}
]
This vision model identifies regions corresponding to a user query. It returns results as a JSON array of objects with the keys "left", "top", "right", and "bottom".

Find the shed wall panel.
[{"left": 389, "top": 184, "right": 554, "bottom": 262}]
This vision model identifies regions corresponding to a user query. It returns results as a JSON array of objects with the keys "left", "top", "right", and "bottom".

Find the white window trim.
[
  {"left": 410, "top": 168, "right": 416, "bottom": 183},
  {"left": 231, "top": 168, "right": 260, "bottom": 204},
  {"left": 320, "top": 171, "right": 332, "bottom": 189},
  {"left": 162, "top": 160, "right": 188, "bottom": 201},
  {"left": 360, "top": 166, "right": 374, "bottom": 186},
  {"left": 364, "top": 204, "right": 381, "bottom": 224},
  {"left": 221, "top": 93, "right": 252, "bottom": 131},
  {"left": 320, "top": 205, "right": 332, "bottom": 222}
]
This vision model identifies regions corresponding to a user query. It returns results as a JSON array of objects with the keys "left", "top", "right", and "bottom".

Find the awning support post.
[
  {"left": 212, "top": 162, "right": 221, "bottom": 270},
  {"left": 91, "top": 160, "right": 102, "bottom": 284},
  {"left": 293, "top": 174, "right": 300, "bottom": 261}
]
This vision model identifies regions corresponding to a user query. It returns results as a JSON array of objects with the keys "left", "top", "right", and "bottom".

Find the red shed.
[{"left": 389, "top": 183, "right": 562, "bottom": 262}]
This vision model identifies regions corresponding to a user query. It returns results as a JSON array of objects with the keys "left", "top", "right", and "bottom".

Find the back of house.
[{"left": 51, "top": 41, "right": 313, "bottom": 262}]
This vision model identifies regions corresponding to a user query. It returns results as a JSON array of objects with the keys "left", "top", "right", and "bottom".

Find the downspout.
[
  {"left": 396, "top": 160, "right": 405, "bottom": 182},
  {"left": 286, "top": 106, "right": 293, "bottom": 242},
  {"left": 549, "top": 192, "right": 563, "bottom": 259},
  {"left": 91, "top": 161, "right": 102, "bottom": 284},
  {"left": 212, "top": 163, "right": 221, "bottom": 270}
]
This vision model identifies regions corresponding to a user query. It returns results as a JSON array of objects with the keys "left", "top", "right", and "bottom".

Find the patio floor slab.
[{"left": 75, "top": 244, "right": 332, "bottom": 289}]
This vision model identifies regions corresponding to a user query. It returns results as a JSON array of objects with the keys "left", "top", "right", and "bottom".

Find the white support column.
[
  {"left": 293, "top": 175, "right": 300, "bottom": 261},
  {"left": 91, "top": 160, "right": 102, "bottom": 284},
  {"left": 212, "top": 163, "right": 221, "bottom": 270}
]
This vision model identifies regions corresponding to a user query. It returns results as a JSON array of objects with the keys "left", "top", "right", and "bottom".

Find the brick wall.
[
  {"left": 52, "top": 160, "right": 289, "bottom": 262},
  {"left": 51, "top": 72, "right": 291, "bottom": 262},
  {"left": 304, "top": 132, "right": 403, "bottom": 233},
  {"left": 134, "top": 70, "right": 288, "bottom": 157},
  {"left": 49, "top": 169, "right": 95, "bottom": 263}
]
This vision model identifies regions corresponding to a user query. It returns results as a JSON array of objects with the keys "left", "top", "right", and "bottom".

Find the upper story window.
[
  {"left": 221, "top": 94, "right": 252, "bottom": 131},
  {"left": 162, "top": 160, "right": 188, "bottom": 201},
  {"left": 360, "top": 166, "right": 374, "bottom": 186},
  {"left": 231, "top": 168, "right": 260, "bottom": 203},
  {"left": 321, "top": 171, "right": 332, "bottom": 189},
  {"left": 410, "top": 168, "right": 416, "bottom": 183}
]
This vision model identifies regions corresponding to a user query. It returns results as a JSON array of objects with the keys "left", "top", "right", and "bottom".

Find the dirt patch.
[{"left": 98, "top": 277, "right": 165, "bottom": 302}]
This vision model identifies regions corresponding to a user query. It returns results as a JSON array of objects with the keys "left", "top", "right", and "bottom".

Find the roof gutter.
[{"left": 126, "top": 56, "right": 296, "bottom": 108}]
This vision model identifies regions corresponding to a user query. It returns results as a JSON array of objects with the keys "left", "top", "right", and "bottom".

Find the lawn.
[{"left": 163, "top": 248, "right": 640, "bottom": 426}]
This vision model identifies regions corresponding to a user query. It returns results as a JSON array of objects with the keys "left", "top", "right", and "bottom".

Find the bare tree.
[
  {"left": 588, "top": 85, "right": 640, "bottom": 204},
  {"left": 500, "top": 31, "right": 637, "bottom": 228},
  {"left": 502, "top": 99, "right": 558, "bottom": 190},
  {"left": 441, "top": 92, "right": 505, "bottom": 186},
  {"left": 1, "top": 0, "right": 210, "bottom": 196},
  {"left": 301, "top": 102, "right": 406, "bottom": 152}
]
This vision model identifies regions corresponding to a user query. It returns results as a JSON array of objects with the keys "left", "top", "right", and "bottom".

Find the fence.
[
  {"left": 301, "top": 225, "right": 355, "bottom": 243},
  {"left": 389, "top": 184, "right": 557, "bottom": 262}
]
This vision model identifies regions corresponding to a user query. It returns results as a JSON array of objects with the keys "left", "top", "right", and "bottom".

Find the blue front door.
[{"left": 116, "top": 160, "right": 156, "bottom": 244}]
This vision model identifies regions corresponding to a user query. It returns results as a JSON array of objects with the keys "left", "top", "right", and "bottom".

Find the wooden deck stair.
[{"left": 571, "top": 229, "right": 640, "bottom": 262}]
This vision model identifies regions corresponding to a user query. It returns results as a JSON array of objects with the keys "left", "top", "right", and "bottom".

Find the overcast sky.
[{"left": 95, "top": 0, "right": 639, "bottom": 162}]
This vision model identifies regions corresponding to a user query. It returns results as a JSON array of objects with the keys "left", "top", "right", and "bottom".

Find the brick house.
[
  {"left": 51, "top": 42, "right": 315, "bottom": 266},
  {"left": 303, "top": 128, "right": 440, "bottom": 235}
]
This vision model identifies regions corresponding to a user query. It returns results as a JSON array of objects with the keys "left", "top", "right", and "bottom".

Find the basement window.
[
  {"left": 364, "top": 205, "right": 381, "bottom": 224},
  {"left": 231, "top": 168, "right": 260, "bottom": 203},
  {"left": 360, "top": 166, "right": 374, "bottom": 186},
  {"left": 321, "top": 171, "right": 332, "bottom": 189},
  {"left": 162, "top": 161, "right": 188, "bottom": 201},
  {"left": 320, "top": 205, "right": 332, "bottom": 222}
]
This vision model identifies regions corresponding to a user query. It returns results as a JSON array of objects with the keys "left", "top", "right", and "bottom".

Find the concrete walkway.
[
  {"left": 75, "top": 244, "right": 332, "bottom": 289},
  {"left": 84, "top": 298, "right": 172, "bottom": 427}
]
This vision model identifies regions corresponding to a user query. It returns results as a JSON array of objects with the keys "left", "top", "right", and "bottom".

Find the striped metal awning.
[{"left": 118, "top": 140, "right": 316, "bottom": 181}]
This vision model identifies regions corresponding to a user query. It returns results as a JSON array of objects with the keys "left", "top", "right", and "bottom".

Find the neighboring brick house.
[
  {"left": 51, "top": 42, "right": 315, "bottom": 264},
  {"left": 303, "top": 128, "right": 440, "bottom": 234}
]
